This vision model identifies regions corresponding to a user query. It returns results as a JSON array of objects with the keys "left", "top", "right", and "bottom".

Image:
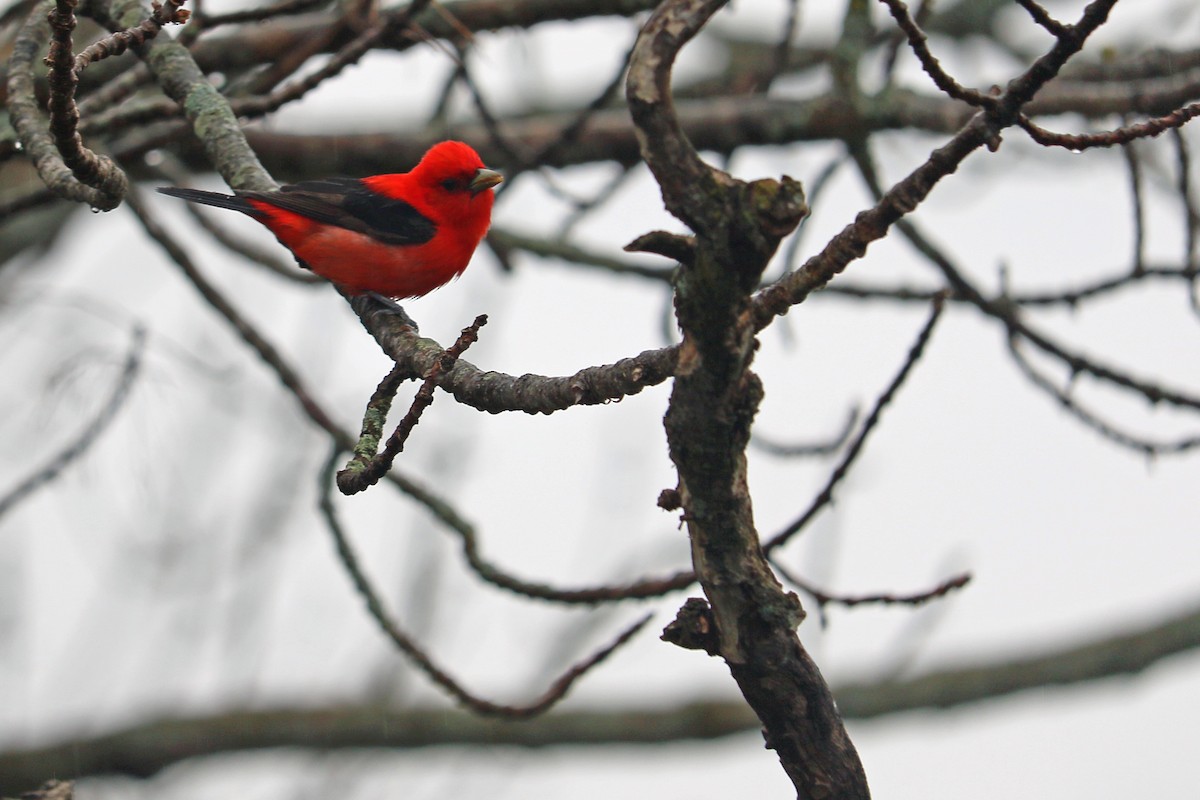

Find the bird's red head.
[
  {"left": 371, "top": 141, "right": 501, "bottom": 247},
  {"left": 414, "top": 141, "right": 487, "bottom": 185},
  {"left": 410, "top": 140, "right": 501, "bottom": 207}
]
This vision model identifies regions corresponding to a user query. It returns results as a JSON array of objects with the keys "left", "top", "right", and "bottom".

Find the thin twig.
[
  {"left": 774, "top": 561, "right": 971, "bottom": 612},
  {"left": 373, "top": 460, "right": 697, "bottom": 604},
  {"left": 197, "top": 0, "right": 327, "bottom": 28},
  {"left": 1013, "top": 0, "right": 1068, "bottom": 38},
  {"left": 73, "top": 0, "right": 190, "bottom": 74},
  {"left": 230, "top": 0, "right": 434, "bottom": 120},
  {"left": 844, "top": 122, "right": 1200, "bottom": 416},
  {"left": 488, "top": 227, "right": 674, "bottom": 284},
  {"left": 558, "top": 165, "right": 639, "bottom": 239},
  {"left": 876, "top": 0, "right": 992, "bottom": 107},
  {"left": 880, "top": 0, "right": 928, "bottom": 85},
  {"left": 1171, "top": 127, "right": 1198, "bottom": 276},
  {"left": 1121, "top": 132, "right": 1147, "bottom": 274},
  {"left": 527, "top": 37, "right": 637, "bottom": 174},
  {"left": 1018, "top": 102, "right": 1200, "bottom": 150},
  {"left": 753, "top": 0, "right": 1125, "bottom": 327},
  {"left": 338, "top": 316, "right": 487, "bottom": 495},
  {"left": 319, "top": 447, "right": 652, "bottom": 717},
  {"left": 0, "top": 325, "right": 145, "bottom": 519},
  {"left": 764, "top": 293, "right": 947, "bottom": 552},
  {"left": 126, "top": 187, "right": 340, "bottom": 433},
  {"left": 7, "top": 1, "right": 127, "bottom": 209},
  {"left": 762, "top": 0, "right": 801, "bottom": 93},
  {"left": 752, "top": 406, "right": 860, "bottom": 458},
  {"left": 335, "top": 363, "right": 407, "bottom": 489},
  {"left": 454, "top": 48, "right": 528, "bottom": 167},
  {"left": 1007, "top": 336, "right": 1200, "bottom": 456},
  {"left": 822, "top": 266, "right": 1199, "bottom": 308},
  {"left": 52, "top": 0, "right": 188, "bottom": 198}
]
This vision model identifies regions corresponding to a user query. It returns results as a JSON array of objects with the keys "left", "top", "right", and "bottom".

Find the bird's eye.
[{"left": 440, "top": 178, "right": 463, "bottom": 192}]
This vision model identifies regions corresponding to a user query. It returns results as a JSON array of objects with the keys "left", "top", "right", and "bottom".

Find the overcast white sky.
[{"left": 2, "top": 1, "right": 1199, "bottom": 797}]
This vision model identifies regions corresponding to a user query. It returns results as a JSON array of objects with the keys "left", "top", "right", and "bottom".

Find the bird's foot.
[{"left": 364, "top": 291, "right": 420, "bottom": 333}]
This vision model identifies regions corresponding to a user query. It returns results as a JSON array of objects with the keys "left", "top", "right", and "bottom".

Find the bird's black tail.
[{"left": 156, "top": 186, "right": 259, "bottom": 215}]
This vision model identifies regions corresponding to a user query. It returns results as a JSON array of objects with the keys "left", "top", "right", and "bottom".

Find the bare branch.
[
  {"left": 877, "top": 0, "right": 993, "bottom": 107},
  {"left": 751, "top": 406, "right": 860, "bottom": 459},
  {"left": 625, "top": 0, "right": 728, "bottom": 233},
  {"left": 1018, "top": 102, "right": 1200, "bottom": 150},
  {"left": 338, "top": 315, "right": 487, "bottom": 495},
  {"left": 764, "top": 294, "right": 946, "bottom": 553},
  {"left": 73, "top": 0, "right": 189, "bottom": 73},
  {"left": 126, "top": 188, "right": 340, "bottom": 433},
  {"left": 1006, "top": 336, "right": 1200, "bottom": 457},
  {"left": 196, "top": 0, "right": 327, "bottom": 28},
  {"left": 0, "top": 325, "right": 144, "bottom": 520},
  {"left": 5, "top": 594, "right": 1200, "bottom": 790},
  {"left": 363, "top": 446, "right": 697, "bottom": 605},
  {"left": 840, "top": 102, "right": 1200, "bottom": 421},
  {"left": 488, "top": 228, "right": 675, "bottom": 284},
  {"left": 773, "top": 562, "right": 971, "bottom": 614},
  {"left": 349, "top": 295, "right": 680, "bottom": 415},
  {"left": 837, "top": 597, "right": 1200, "bottom": 718},
  {"left": 1007, "top": 306, "right": 1200, "bottom": 412},
  {"left": 103, "top": 0, "right": 275, "bottom": 193},
  {"left": 629, "top": 0, "right": 866, "bottom": 795},
  {"left": 1121, "top": 133, "right": 1147, "bottom": 274},
  {"left": 182, "top": 0, "right": 661, "bottom": 74},
  {"left": 6, "top": 2, "right": 127, "bottom": 209},
  {"left": 319, "top": 447, "right": 651, "bottom": 717},
  {"left": 822, "top": 265, "right": 1200, "bottom": 309},
  {"left": 753, "top": 0, "right": 1122, "bottom": 327},
  {"left": 1013, "top": 0, "right": 1068, "bottom": 38},
  {"left": 231, "top": 0, "right": 435, "bottom": 120},
  {"left": 1172, "top": 128, "right": 1198, "bottom": 275}
]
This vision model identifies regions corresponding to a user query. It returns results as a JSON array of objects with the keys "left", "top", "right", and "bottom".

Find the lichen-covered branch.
[
  {"left": 349, "top": 295, "right": 680, "bottom": 414},
  {"left": 6, "top": 2, "right": 127, "bottom": 209}
]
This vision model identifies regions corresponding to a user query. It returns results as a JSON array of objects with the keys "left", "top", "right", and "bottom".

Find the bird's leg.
[{"left": 364, "top": 291, "right": 420, "bottom": 333}]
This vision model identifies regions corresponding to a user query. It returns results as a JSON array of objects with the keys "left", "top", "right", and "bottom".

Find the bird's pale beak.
[{"left": 469, "top": 168, "right": 504, "bottom": 195}]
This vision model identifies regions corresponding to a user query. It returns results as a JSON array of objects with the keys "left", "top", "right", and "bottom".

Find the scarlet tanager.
[{"left": 157, "top": 140, "right": 503, "bottom": 299}]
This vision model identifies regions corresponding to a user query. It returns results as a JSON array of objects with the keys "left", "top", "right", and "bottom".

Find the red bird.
[{"left": 158, "top": 140, "right": 502, "bottom": 299}]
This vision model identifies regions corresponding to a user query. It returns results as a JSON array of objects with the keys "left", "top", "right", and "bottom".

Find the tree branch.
[
  {"left": 319, "top": 446, "right": 652, "bottom": 716},
  {"left": 6, "top": 1, "right": 128, "bottom": 209},
  {"left": 348, "top": 295, "right": 680, "bottom": 414},
  {"left": 628, "top": 1, "right": 867, "bottom": 796},
  {"left": 0, "top": 325, "right": 144, "bottom": 520},
  {"left": 5, "top": 595, "right": 1195, "bottom": 793}
]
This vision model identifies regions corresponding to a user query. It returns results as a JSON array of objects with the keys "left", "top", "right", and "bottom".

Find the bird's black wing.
[
  {"left": 246, "top": 177, "right": 437, "bottom": 246},
  {"left": 157, "top": 186, "right": 258, "bottom": 214}
]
